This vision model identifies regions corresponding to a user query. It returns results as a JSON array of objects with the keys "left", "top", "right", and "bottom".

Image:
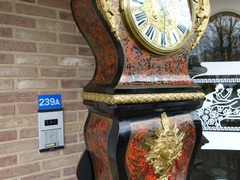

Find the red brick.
[
  {"left": 79, "top": 131, "right": 84, "bottom": 141},
  {"left": 0, "top": 67, "right": 37, "bottom": 77},
  {"left": 38, "top": 0, "right": 70, "bottom": 10},
  {"left": 63, "top": 91, "right": 80, "bottom": 100},
  {"left": 18, "top": 79, "right": 58, "bottom": 89},
  {"left": 0, "top": 40, "right": 37, "bottom": 52},
  {"left": 16, "top": 4, "right": 56, "bottom": 18},
  {"left": 0, "top": 139, "right": 38, "bottom": 154},
  {"left": 59, "top": 11, "right": 74, "bottom": 22},
  {"left": 78, "top": 111, "right": 88, "bottom": 121},
  {"left": 20, "top": 0, "right": 35, "bottom": 3},
  {"left": 42, "top": 155, "right": 79, "bottom": 170},
  {"left": 37, "top": 19, "right": 75, "bottom": 33},
  {"left": 0, "top": 155, "right": 17, "bottom": 167},
  {"left": 62, "top": 177, "right": 78, "bottom": 180},
  {"left": 0, "top": 54, "right": 14, "bottom": 64},
  {"left": 0, "top": 14, "right": 36, "bottom": 28},
  {"left": 18, "top": 103, "right": 37, "bottom": 114},
  {"left": 0, "top": 91, "right": 37, "bottom": 103},
  {"left": 64, "top": 133, "right": 78, "bottom": 144},
  {"left": 20, "top": 150, "right": 60, "bottom": 164},
  {"left": 64, "top": 122, "right": 82, "bottom": 134},
  {"left": 78, "top": 47, "right": 93, "bottom": 56},
  {"left": 0, "top": 27, "right": 13, "bottom": 38},
  {"left": 79, "top": 69, "right": 94, "bottom": 78},
  {"left": 63, "top": 144, "right": 85, "bottom": 155},
  {"left": 16, "top": 54, "right": 58, "bottom": 66},
  {"left": 0, "top": 130, "right": 17, "bottom": 142},
  {"left": 61, "top": 80, "right": 89, "bottom": 88},
  {"left": 41, "top": 68, "right": 76, "bottom": 77},
  {"left": 63, "top": 166, "right": 76, "bottom": 176},
  {"left": 0, "top": 79, "right": 14, "bottom": 90},
  {"left": 0, "top": 2, "right": 12, "bottom": 12},
  {"left": 15, "top": 29, "right": 56, "bottom": 42},
  {"left": 60, "top": 57, "right": 95, "bottom": 67},
  {"left": 39, "top": 43, "right": 76, "bottom": 55},
  {"left": 59, "top": 34, "right": 87, "bottom": 45},
  {"left": 63, "top": 101, "right": 86, "bottom": 111},
  {"left": 0, "top": 104, "right": 15, "bottom": 116},
  {"left": 0, "top": 115, "right": 38, "bottom": 129},
  {"left": 20, "top": 127, "right": 38, "bottom": 139},
  {"left": 21, "top": 170, "right": 61, "bottom": 180},
  {"left": 64, "top": 112, "right": 77, "bottom": 123},
  {"left": 39, "top": 90, "right": 78, "bottom": 100},
  {"left": 0, "top": 162, "right": 40, "bottom": 179}
]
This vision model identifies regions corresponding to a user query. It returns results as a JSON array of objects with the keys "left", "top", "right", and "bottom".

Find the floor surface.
[{"left": 192, "top": 150, "right": 240, "bottom": 180}]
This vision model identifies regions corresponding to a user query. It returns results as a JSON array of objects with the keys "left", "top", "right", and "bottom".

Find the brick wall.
[{"left": 0, "top": 0, "right": 94, "bottom": 179}]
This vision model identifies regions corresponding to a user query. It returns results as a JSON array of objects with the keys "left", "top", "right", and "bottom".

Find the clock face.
[{"left": 121, "top": 0, "right": 193, "bottom": 55}]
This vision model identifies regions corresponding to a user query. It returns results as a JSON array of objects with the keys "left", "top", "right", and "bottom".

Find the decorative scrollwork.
[
  {"left": 96, "top": 0, "right": 120, "bottom": 40},
  {"left": 192, "top": 0, "right": 210, "bottom": 49},
  {"left": 192, "top": 78, "right": 240, "bottom": 84},
  {"left": 144, "top": 112, "right": 185, "bottom": 180}
]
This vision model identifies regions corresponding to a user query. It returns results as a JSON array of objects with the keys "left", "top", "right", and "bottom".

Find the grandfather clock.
[{"left": 71, "top": 0, "right": 210, "bottom": 179}]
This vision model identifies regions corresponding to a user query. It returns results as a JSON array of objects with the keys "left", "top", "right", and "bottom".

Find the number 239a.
[{"left": 39, "top": 98, "right": 61, "bottom": 107}]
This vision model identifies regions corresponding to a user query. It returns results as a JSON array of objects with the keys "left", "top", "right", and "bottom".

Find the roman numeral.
[
  {"left": 177, "top": 23, "right": 187, "bottom": 35},
  {"left": 131, "top": 0, "right": 144, "bottom": 5},
  {"left": 170, "top": 30, "right": 179, "bottom": 44},
  {"left": 133, "top": 11, "right": 147, "bottom": 26},
  {"left": 158, "top": 32, "right": 167, "bottom": 47},
  {"left": 144, "top": 24, "right": 156, "bottom": 41}
]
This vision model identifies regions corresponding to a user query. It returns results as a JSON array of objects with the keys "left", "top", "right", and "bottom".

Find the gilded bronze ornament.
[
  {"left": 192, "top": 0, "right": 210, "bottom": 49},
  {"left": 81, "top": 92, "right": 205, "bottom": 105},
  {"left": 144, "top": 112, "right": 185, "bottom": 180},
  {"left": 96, "top": 0, "right": 120, "bottom": 40}
]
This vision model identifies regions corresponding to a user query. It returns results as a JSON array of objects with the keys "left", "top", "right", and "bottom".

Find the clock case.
[
  {"left": 71, "top": 0, "right": 203, "bottom": 95},
  {"left": 71, "top": 0, "right": 210, "bottom": 179}
]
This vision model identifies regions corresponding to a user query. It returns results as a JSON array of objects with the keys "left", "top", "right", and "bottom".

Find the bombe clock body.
[
  {"left": 71, "top": 0, "right": 210, "bottom": 179},
  {"left": 71, "top": 0, "right": 210, "bottom": 94}
]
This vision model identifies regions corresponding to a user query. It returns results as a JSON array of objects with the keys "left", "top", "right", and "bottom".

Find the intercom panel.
[{"left": 38, "top": 110, "right": 64, "bottom": 152}]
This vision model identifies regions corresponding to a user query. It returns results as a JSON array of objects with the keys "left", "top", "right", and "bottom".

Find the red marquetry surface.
[
  {"left": 72, "top": 0, "right": 195, "bottom": 88},
  {"left": 72, "top": 0, "right": 118, "bottom": 83},
  {"left": 86, "top": 115, "right": 113, "bottom": 180}
]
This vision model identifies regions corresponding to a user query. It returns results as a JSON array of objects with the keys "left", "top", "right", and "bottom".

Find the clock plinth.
[{"left": 71, "top": 0, "right": 210, "bottom": 179}]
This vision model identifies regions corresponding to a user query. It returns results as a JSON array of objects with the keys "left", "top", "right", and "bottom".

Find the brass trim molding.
[
  {"left": 144, "top": 112, "right": 184, "bottom": 179},
  {"left": 81, "top": 92, "right": 205, "bottom": 105}
]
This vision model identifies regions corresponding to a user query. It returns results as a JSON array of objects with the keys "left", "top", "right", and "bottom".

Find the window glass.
[{"left": 190, "top": 12, "right": 240, "bottom": 180}]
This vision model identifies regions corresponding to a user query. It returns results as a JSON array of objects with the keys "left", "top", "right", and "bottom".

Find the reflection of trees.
[{"left": 189, "top": 12, "right": 240, "bottom": 66}]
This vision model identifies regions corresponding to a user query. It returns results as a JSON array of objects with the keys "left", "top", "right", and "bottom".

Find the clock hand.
[
  {"left": 163, "top": 0, "right": 166, "bottom": 40},
  {"left": 161, "top": 0, "right": 171, "bottom": 18}
]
